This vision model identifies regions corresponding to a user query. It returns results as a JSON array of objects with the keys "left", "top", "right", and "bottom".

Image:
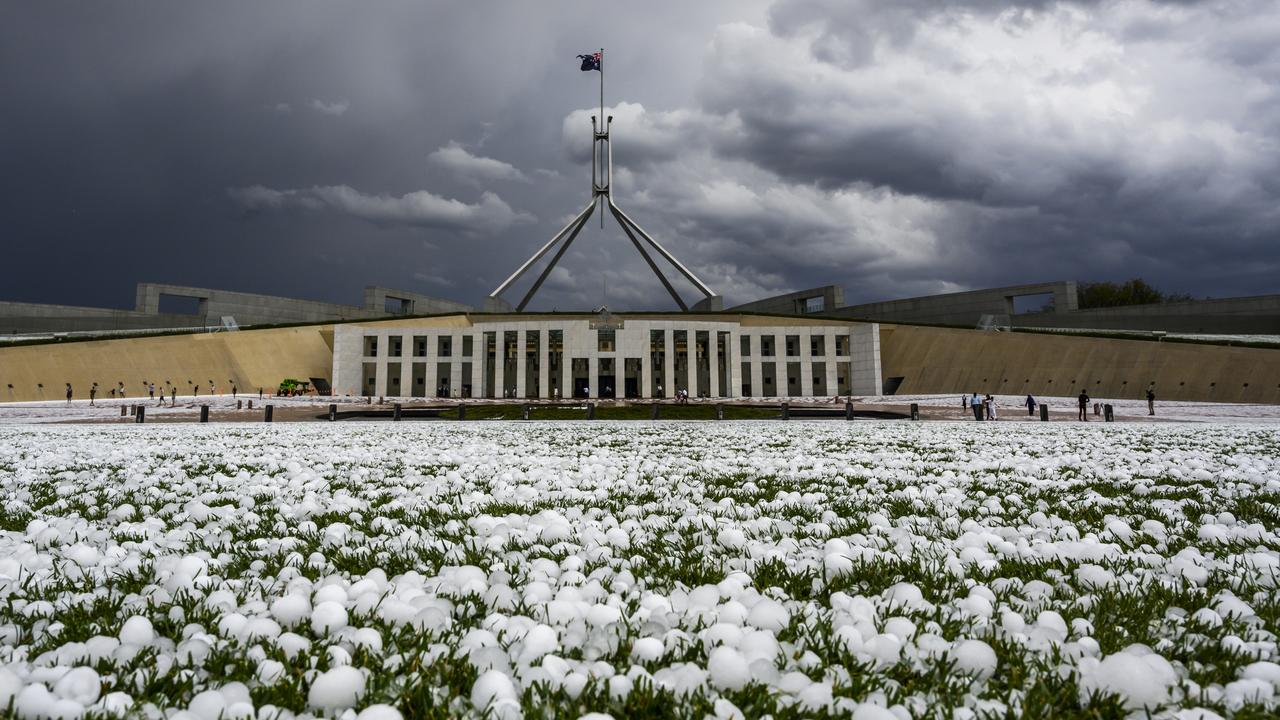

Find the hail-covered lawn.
[{"left": 1, "top": 423, "right": 1279, "bottom": 720}]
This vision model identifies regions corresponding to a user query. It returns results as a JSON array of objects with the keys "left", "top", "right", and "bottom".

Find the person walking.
[
  {"left": 1078, "top": 390, "right": 1090, "bottom": 421},
  {"left": 970, "top": 392, "right": 983, "bottom": 421},
  {"left": 1146, "top": 385, "right": 1156, "bottom": 416},
  {"left": 65, "top": 383, "right": 73, "bottom": 405},
  {"left": 1025, "top": 394, "right": 1036, "bottom": 417},
  {"left": 170, "top": 386, "right": 177, "bottom": 406},
  {"left": 148, "top": 383, "right": 155, "bottom": 400},
  {"left": 988, "top": 395, "right": 999, "bottom": 420},
  {"left": 89, "top": 384, "right": 97, "bottom": 407},
  {"left": 231, "top": 383, "right": 237, "bottom": 399}
]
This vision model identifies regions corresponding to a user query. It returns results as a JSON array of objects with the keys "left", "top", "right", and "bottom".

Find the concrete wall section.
[
  {"left": 880, "top": 324, "right": 1280, "bottom": 404},
  {"left": 0, "top": 326, "right": 334, "bottom": 403},
  {"left": 728, "top": 286, "right": 845, "bottom": 315},
  {"left": 135, "top": 283, "right": 374, "bottom": 326},
  {"left": 834, "top": 281, "right": 1077, "bottom": 326},
  {"left": 362, "top": 286, "right": 473, "bottom": 315}
]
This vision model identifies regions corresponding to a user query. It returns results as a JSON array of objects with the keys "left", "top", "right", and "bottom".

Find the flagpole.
[{"left": 599, "top": 47, "right": 605, "bottom": 228}]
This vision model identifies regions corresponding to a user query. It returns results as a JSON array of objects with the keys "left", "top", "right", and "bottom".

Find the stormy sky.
[{"left": 3, "top": 0, "right": 1278, "bottom": 312}]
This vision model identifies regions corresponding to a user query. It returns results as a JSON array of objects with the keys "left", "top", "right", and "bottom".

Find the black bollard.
[
  {"left": 121, "top": 405, "right": 127, "bottom": 417},
  {"left": 845, "top": 400, "right": 854, "bottom": 421},
  {"left": 264, "top": 404, "right": 274, "bottom": 422},
  {"left": 200, "top": 405, "right": 209, "bottom": 423},
  {"left": 378, "top": 396, "right": 384, "bottom": 405},
  {"left": 237, "top": 399, "right": 242, "bottom": 410},
  {"left": 135, "top": 406, "right": 145, "bottom": 424},
  {"left": 130, "top": 404, "right": 137, "bottom": 416},
  {"left": 457, "top": 404, "right": 466, "bottom": 421},
  {"left": 521, "top": 404, "right": 530, "bottom": 420},
  {"left": 781, "top": 402, "right": 790, "bottom": 421},
  {"left": 393, "top": 403, "right": 402, "bottom": 421},
  {"left": 716, "top": 404, "right": 724, "bottom": 421},
  {"left": 248, "top": 400, "right": 253, "bottom": 410},
  {"left": 651, "top": 403, "right": 660, "bottom": 420},
  {"left": 587, "top": 402, "right": 596, "bottom": 420},
  {"left": 328, "top": 404, "right": 337, "bottom": 421},
  {"left": 1040, "top": 404, "right": 1049, "bottom": 422},
  {"left": 1104, "top": 404, "right": 1114, "bottom": 422},
  {"left": 910, "top": 403, "right": 920, "bottom": 421}
]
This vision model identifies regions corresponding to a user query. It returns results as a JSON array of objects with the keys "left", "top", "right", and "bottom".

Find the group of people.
[
  {"left": 64, "top": 381, "right": 262, "bottom": 407},
  {"left": 965, "top": 392, "right": 1001, "bottom": 420}
]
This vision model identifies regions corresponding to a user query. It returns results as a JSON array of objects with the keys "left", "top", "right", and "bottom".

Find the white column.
[
  {"left": 685, "top": 330, "right": 697, "bottom": 398},
  {"left": 588, "top": 354, "right": 599, "bottom": 399},
  {"left": 747, "top": 333, "right": 757, "bottom": 394},
  {"left": 824, "top": 328, "right": 839, "bottom": 396},
  {"left": 492, "top": 329, "right": 504, "bottom": 398},
  {"left": 560, "top": 325, "right": 570, "bottom": 397},
  {"left": 425, "top": 337, "right": 438, "bottom": 398},
  {"left": 515, "top": 329, "right": 528, "bottom": 399},
  {"left": 708, "top": 330, "right": 720, "bottom": 398},
  {"left": 469, "top": 333, "right": 483, "bottom": 399},
  {"left": 641, "top": 326, "right": 653, "bottom": 399},
  {"left": 374, "top": 334, "right": 389, "bottom": 397},
  {"left": 726, "top": 330, "right": 741, "bottom": 398},
  {"left": 538, "top": 328, "right": 550, "bottom": 399},
  {"left": 799, "top": 329, "right": 814, "bottom": 397},
  {"left": 400, "top": 358, "right": 413, "bottom": 399},
  {"left": 453, "top": 330, "right": 468, "bottom": 394},
  {"left": 663, "top": 328, "right": 675, "bottom": 399}
]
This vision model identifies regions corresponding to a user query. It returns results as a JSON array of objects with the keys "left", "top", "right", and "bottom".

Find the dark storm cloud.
[{"left": 1, "top": 0, "right": 1277, "bottom": 312}]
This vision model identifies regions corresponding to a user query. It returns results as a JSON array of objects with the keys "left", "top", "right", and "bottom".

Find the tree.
[{"left": 1077, "top": 278, "right": 1193, "bottom": 308}]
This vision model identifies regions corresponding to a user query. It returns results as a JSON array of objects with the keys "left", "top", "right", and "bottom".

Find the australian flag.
[{"left": 577, "top": 52, "right": 601, "bottom": 72}]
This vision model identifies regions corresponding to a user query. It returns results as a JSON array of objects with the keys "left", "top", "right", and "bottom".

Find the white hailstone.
[
  {"left": 118, "top": 616, "right": 155, "bottom": 646},
  {"left": 96, "top": 691, "right": 134, "bottom": 716},
  {"left": 257, "top": 659, "right": 286, "bottom": 684},
  {"left": 607, "top": 675, "right": 633, "bottom": 701},
  {"left": 1171, "top": 710, "right": 1225, "bottom": 720},
  {"left": 270, "top": 595, "right": 311, "bottom": 627},
  {"left": 707, "top": 647, "right": 751, "bottom": 691},
  {"left": 797, "top": 681, "right": 834, "bottom": 710},
  {"left": 579, "top": 714, "right": 615, "bottom": 720},
  {"left": 717, "top": 529, "right": 746, "bottom": 550},
  {"left": 471, "top": 670, "right": 518, "bottom": 710},
  {"left": 746, "top": 598, "right": 790, "bottom": 633},
  {"left": 311, "top": 601, "right": 349, "bottom": 635},
  {"left": 1241, "top": 661, "right": 1280, "bottom": 685},
  {"left": 517, "top": 624, "right": 559, "bottom": 664},
  {"left": 1080, "top": 651, "right": 1177, "bottom": 710},
  {"left": 307, "top": 666, "right": 365, "bottom": 709},
  {"left": 864, "top": 634, "right": 903, "bottom": 665},
  {"left": 1075, "top": 564, "right": 1115, "bottom": 590},
  {"left": 352, "top": 628, "right": 384, "bottom": 654},
  {"left": 275, "top": 632, "right": 311, "bottom": 660},
  {"left": 0, "top": 667, "right": 24, "bottom": 708},
  {"left": 834, "top": 625, "right": 863, "bottom": 654},
  {"left": 585, "top": 604, "right": 622, "bottom": 627},
  {"left": 882, "top": 583, "right": 924, "bottom": 610},
  {"left": 188, "top": 689, "right": 228, "bottom": 720},
  {"left": 949, "top": 640, "right": 998, "bottom": 679},
  {"left": 53, "top": 666, "right": 101, "bottom": 705},
  {"left": 1035, "top": 611, "right": 1068, "bottom": 641},
  {"left": 882, "top": 617, "right": 915, "bottom": 642},
  {"left": 224, "top": 702, "right": 256, "bottom": 720},
  {"left": 631, "top": 637, "right": 665, "bottom": 662},
  {"left": 1224, "top": 679, "right": 1274, "bottom": 708},
  {"left": 356, "top": 704, "right": 404, "bottom": 720}
]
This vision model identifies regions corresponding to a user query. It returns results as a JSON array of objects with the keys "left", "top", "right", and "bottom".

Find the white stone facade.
[{"left": 332, "top": 315, "right": 881, "bottom": 400}]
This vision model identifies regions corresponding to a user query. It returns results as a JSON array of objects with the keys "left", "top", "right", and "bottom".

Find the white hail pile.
[{"left": 0, "top": 422, "right": 1278, "bottom": 719}]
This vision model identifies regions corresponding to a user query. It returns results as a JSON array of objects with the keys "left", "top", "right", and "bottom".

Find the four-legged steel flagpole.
[{"left": 486, "top": 49, "right": 722, "bottom": 313}]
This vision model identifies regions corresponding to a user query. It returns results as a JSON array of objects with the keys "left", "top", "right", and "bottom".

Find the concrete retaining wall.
[
  {"left": 0, "top": 326, "right": 334, "bottom": 403},
  {"left": 880, "top": 324, "right": 1280, "bottom": 404}
]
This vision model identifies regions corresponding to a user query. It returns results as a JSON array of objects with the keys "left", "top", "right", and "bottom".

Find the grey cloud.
[
  {"left": 229, "top": 184, "right": 535, "bottom": 234},
  {"left": 309, "top": 99, "right": 349, "bottom": 116},
  {"left": 428, "top": 142, "right": 529, "bottom": 183}
]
